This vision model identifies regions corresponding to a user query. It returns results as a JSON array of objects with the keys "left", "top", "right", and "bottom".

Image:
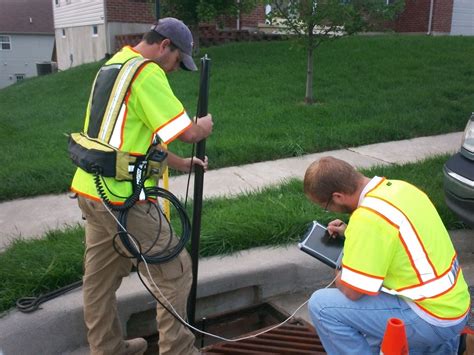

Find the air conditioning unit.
[{"left": 36, "top": 61, "right": 58, "bottom": 76}]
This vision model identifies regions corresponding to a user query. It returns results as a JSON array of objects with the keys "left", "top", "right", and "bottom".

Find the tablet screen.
[{"left": 298, "top": 221, "right": 344, "bottom": 268}]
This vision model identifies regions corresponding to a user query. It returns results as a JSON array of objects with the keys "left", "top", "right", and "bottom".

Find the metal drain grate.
[{"left": 202, "top": 321, "right": 326, "bottom": 354}]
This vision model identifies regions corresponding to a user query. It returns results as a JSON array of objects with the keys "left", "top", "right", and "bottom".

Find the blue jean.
[{"left": 308, "top": 288, "right": 467, "bottom": 355}]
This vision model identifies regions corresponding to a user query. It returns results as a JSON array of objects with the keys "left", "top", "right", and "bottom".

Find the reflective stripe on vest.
[
  {"left": 361, "top": 196, "right": 436, "bottom": 282},
  {"left": 109, "top": 103, "right": 127, "bottom": 148},
  {"left": 99, "top": 57, "right": 149, "bottom": 145},
  {"left": 155, "top": 111, "right": 192, "bottom": 144},
  {"left": 342, "top": 266, "right": 383, "bottom": 294},
  {"left": 382, "top": 257, "right": 460, "bottom": 300},
  {"left": 359, "top": 196, "right": 460, "bottom": 301}
]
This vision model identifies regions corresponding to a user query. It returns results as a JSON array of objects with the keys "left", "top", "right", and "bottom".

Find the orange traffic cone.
[{"left": 380, "top": 318, "right": 409, "bottom": 355}]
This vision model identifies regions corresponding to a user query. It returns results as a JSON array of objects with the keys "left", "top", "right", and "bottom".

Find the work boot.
[
  {"left": 464, "top": 333, "right": 474, "bottom": 355},
  {"left": 123, "top": 338, "right": 147, "bottom": 355}
]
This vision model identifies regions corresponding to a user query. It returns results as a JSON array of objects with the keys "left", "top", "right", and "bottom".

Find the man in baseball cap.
[
  {"left": 76, "top": 15, "right": 212, "bottom": 355},
  {"left": 151, "top": 17, "right": 198, "bottom": 71}
]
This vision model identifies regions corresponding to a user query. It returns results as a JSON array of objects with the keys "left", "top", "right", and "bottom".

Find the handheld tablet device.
[{"left": 298, "top": 221, "right": 344, "bottom": 269}]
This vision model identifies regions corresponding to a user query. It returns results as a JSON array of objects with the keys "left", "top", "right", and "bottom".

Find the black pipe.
[
  {"left": 188, "top": 55, "right": 211, "bottom": 327},
  {"left": 155, "top": 0, "right": 160, "bottom": 20}
]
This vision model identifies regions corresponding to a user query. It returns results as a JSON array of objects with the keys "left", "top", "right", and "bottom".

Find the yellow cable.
[{"left": 162, "top": 144, "right": 170, "bottom": 220}]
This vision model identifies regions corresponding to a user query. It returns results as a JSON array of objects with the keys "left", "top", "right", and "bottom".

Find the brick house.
[
  {"left": 237, "top": 2, "right": 473, "bottom": 36},
  {"left": 53, "top": 0, "right": 473, "bottom": 71},
  {"left": 220, "top": 5, "right": 267, "bottom": 30},
  {"left": 394, "top": 0, "right": 473, "bottom": 35},
  {"left": 53, "top": 0, "right": 155, "bottom": 70},
  {"left": 53, "top": 0, "right": 271, "bottom": 70}
]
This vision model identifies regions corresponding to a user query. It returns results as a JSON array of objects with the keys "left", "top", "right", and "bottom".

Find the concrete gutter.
[
  {"left": 1, "top": 229, "right": 472, "bottom": 355},
  {"left": 0, "top": 245, "right": 333, "bottom": 355}
]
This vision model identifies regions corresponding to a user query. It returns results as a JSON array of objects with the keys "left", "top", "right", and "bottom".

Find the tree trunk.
[
  {"left": 190, "top": 24, "right": 200, "bottom": 55},
  {"left": 304, "top": 30, "right": 315, "bottom": 105}
]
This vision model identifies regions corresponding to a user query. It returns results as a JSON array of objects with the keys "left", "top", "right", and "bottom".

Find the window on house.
[
  {"left": 0, "top": 35, "right": 11, "bottom": 50},
  {"left": 62, "top": 29, "right": 66, "bottom": 38},
  {"left": 92, "top": 25, "right": 98, "bottom": 37},
  {"left": 55, "top": 0, "right": 59, "bottom": 6},
  {"left": 15, "top": 74, "right": 26, "bottom": 82}
]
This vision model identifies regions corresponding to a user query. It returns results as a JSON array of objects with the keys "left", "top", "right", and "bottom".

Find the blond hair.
[{"left": 303, "top": 156, "right": 364, "bottom": 202}]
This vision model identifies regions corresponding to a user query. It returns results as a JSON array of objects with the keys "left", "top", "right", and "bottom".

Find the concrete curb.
[
  {"left": 0, "top": 245, "right": 333, "bottom": 355},
  {"left": 1, "top": 229, "right": 472, "bottom": 355}
]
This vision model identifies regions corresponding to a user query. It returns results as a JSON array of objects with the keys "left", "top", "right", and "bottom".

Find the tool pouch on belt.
[
  {"left": 67, "top": 56, "right": 167, "bottom": 181},
  {"left": 68, "top": 132, "right": 167, "bottom": 181}
]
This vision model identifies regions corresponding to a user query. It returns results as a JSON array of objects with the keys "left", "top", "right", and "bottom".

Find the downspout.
[
  {"left": 236, "top": 0, "right": 241, "bottom": 30},
  {"left": 103, "top": 0, "right": 110, "bottom": 55},
  {"left": 427, "top": 0, "right": 435, "bottom": 35}
]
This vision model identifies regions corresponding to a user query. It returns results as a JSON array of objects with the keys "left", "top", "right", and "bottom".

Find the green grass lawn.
[
  {"left": 0, "top": 155, "right": 464, "bottom": 313},
  {"left": 1, "top": 35, "right": 474, "bottom": 201}
]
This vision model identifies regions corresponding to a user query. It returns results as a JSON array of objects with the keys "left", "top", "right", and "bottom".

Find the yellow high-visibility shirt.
[
  {"left": 71, "top": 46, "right": 192, "bottom": 203},
  {"left": 341, "top": 177, "right": 470, "bottom": 324}
]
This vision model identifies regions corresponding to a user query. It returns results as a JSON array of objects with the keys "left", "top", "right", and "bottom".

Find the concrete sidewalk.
[{"left": 0, "top": 131, "right": 463, "bottom": 250}]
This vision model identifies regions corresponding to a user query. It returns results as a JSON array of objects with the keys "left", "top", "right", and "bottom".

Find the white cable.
[{"left": 101, "top": 200, "right": 337, "bottom": 342}]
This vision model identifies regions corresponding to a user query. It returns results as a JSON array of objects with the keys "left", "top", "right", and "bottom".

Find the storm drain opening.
[{"left": 138, "top": 303, "right": 325, "bottom": 354}]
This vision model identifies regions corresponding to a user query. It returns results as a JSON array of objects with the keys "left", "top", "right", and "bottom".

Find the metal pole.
[
  {"left": 427, "top": 0, "right": 434, "bottom": 35},
  {"left": 155, "top": 0, "right": 160, "bottom": 20},
  {"left": 188, "top": 55, "right": 211, "bottom": 327}
]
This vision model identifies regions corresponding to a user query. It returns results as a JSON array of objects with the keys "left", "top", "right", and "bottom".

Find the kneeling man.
[{"left": 304, "top": 156, "right": 469, "bottom": 354}]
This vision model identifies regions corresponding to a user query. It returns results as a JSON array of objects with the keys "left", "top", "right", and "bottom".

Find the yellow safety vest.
[
  {"left": 341, "top": 177, "right": 470, "bottom": 321},
  {"left": 71, "top": 46, "right": 192, "bottom": 203}
]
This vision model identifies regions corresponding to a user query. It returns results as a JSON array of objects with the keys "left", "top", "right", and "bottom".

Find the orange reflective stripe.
[
  {"left": 340, "top": 279, "right": 379, "bottom": 296},
  {"left": 413, "top": 297, "right": 470, "bottom": 321},
  {"left": 70, "top": 187, "right": 123, "bottom": 205},
  {"left": 341, "top": 264, "right": 384, "bottom": 294},
  {"left": 155, "top": 111, "right": 192, "bottom": 144},
  {"left": 366, "top": 177, "right": 385, "bottom": 195},
  {"left": 360, "top": 196, "right": 436, "bottom": 282},
  {"left": 382, "top": 257, "right": 460, "bottom": 301},
  {"left": 377, "top": 195, "right": 437, "bottom": 277}
]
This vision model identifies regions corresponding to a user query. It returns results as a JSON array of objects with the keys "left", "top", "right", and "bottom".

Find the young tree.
[
  {"left": 161, "top": 0, "right": 260, "bottom": 52},
  {"left": 269, "top": 0, "right": 404, "bottom": 104}
]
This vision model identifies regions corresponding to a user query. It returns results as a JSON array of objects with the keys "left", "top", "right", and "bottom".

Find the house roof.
[{"left": 0, "top": 0, "right": 54, "bottom": 34}]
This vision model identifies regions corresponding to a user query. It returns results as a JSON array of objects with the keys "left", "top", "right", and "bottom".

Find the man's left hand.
[{"left": 182, "top": 156, "right": 208, "bottom": 173}]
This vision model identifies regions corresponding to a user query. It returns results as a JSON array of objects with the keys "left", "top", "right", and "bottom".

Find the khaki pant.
[{"left": 78, "top": 196, "right": 199, "bottom": 355}]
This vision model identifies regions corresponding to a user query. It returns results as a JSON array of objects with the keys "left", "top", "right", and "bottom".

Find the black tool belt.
[{"left": 68, "top": 132, "right": 167, "bottom": 181}]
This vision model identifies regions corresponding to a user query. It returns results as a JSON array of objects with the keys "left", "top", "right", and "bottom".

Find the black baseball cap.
[{"left": 151, "top": 17, "right": 197, "bottom": 71}]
